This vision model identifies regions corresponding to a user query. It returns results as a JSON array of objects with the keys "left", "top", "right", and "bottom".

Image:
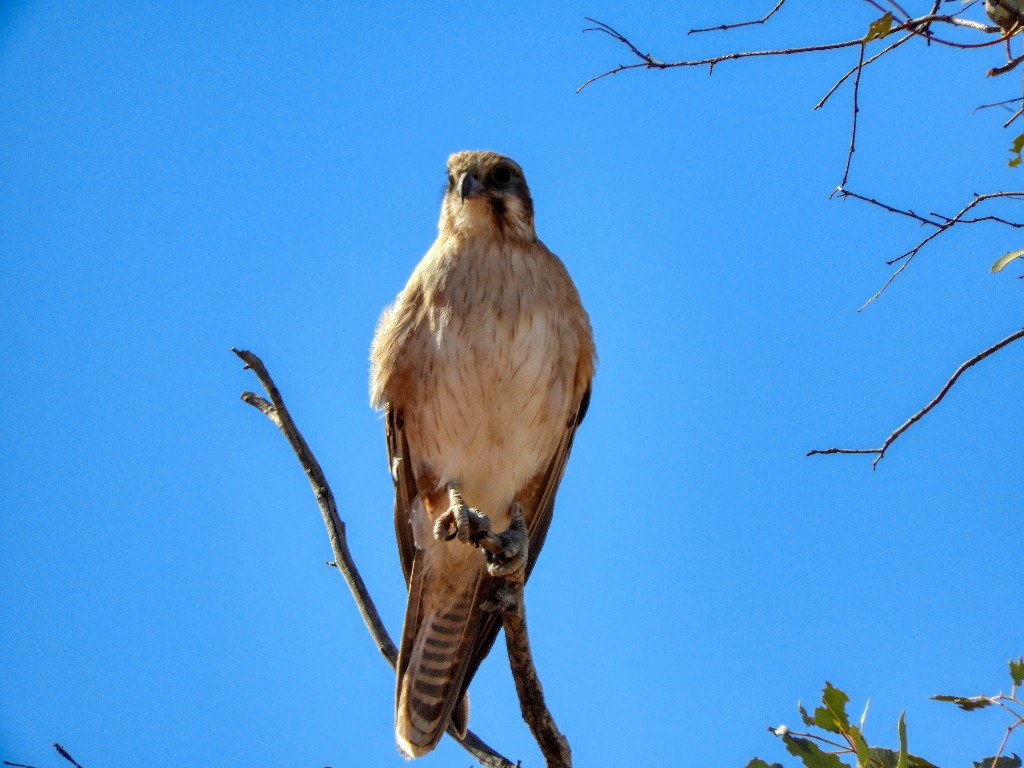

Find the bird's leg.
[
  {"left": 433, "top": 483, "right": 492, "bottom": 544},
  {"left": 480, "top": 580, "right": 521, "bottom": 614},
  {"left": 480, "top": 503, "right": 528, "bottom": 579},
  {"left": 434, "top": 491, "right": 528, "bottom": 577}
]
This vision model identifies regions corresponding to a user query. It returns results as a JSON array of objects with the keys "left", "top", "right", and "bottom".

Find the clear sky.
[{"left": 2, "top": 3, "right": 1021, "bottom": 767}]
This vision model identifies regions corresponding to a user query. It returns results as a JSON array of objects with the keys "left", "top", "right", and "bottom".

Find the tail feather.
[{"left": 395, "top": 558, "right": 483, "bottom": 758}]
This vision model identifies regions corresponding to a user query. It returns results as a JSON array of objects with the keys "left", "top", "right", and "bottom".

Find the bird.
[
  {"left": 986, "top": 0, "right": 1024, "bottom": 32},
  {"left": 369, "top": 150, "right": 596, "bottom": 758}
]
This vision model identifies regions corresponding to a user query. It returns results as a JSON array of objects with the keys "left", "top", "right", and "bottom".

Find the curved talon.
[
  {"left": 435, "top": 484, "right": 492, "bottom": 545},
  {"left": 435, "top": 493, "right": 527, "bottom": 579},
  {"left": 433, "top": 511, "right": 458, "bottom": 541}
]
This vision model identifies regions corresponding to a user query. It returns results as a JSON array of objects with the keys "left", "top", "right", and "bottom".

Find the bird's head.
[{"left": 439, "top": 151, "right": 535, "bottom": 242}]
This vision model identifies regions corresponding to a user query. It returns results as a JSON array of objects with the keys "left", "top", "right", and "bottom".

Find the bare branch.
[
  {"left": 500, "top": 563, "right": 572, "bottom": 767},
  {"left": 233, "top": 348, "right": 397, "bottom": 664},
  {"left": 233, "top": 348, "right": 517, "bottom": 768},
  {"left": 578, "top": 17, "right": 876, "bottom": 93},
  {"left": 807, "top": 327, "right": 1024, "bottom": 469},
  {"left": 579, "top": 10, "right": 1009, "bottom": 93},
  {"left": 688, "top": 0, "right": 787, "bottom": 35}
]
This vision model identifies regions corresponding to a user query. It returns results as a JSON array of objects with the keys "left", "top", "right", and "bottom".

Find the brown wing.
[{"left": 385, "top": 403, "right": 417, "bottom": 586}]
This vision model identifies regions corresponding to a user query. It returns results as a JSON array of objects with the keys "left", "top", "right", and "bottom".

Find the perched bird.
[
  {"left": 370, "top": 151, "right": 596, "bottom": 758},
  {"left": 986, "top": 0, "right": 1024, "bottom": 32}
]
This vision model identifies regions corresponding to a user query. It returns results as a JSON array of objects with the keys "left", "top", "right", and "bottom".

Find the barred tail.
[{"left": 395, "top": 561, "right": 482, "bottom": 758}]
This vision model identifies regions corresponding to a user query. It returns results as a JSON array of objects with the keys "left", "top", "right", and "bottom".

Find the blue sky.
[{"left": 2, "top": 2, "right": 1021, "bottom": 767}]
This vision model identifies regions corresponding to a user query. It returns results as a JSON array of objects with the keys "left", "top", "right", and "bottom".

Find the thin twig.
[
  {"left": 835, "top": 42, "right": 867, "bottom": 194},
  {"left": 859, "top": 191, "right": 1024, "bottom": 309},
  {"left": 52, "top": 745, "right": 84, "bottom": 768},
  {"left": 688, "top": 0, "right": 787, "bottom": 35},
  {"left": 975, "top": 97, "right": 1024, "bottom": 113},
  {"left": 837, "top": 188, "right": 941, "bottom": 227},
  {"left": 233, "top": 348, "right": 516, "bottom": 768},
  {"left": 807, "top": 327, "right": 1024, "bottom": 469},
  {"left": 815, "top": 33, "right": 914, "bottom": 111}
]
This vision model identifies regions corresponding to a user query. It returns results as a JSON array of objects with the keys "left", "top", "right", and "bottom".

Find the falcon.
[{"left": 370, "top": 150, "right": 596, "bottom": 758}]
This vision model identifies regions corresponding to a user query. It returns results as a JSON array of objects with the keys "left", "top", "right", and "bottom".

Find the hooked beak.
[{"left": 458, "top": 172, "right": 485, "bottom": 200}]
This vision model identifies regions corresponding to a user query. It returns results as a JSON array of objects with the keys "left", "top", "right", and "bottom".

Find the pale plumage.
[{"left": 370, "top": 151, "right": 595, "bottom": 758}]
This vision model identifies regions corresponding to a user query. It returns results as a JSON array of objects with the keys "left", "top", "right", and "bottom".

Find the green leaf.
[
  {"left": 974, "top": 755, "right": 1022, "bottom": 768},
  {"left": 1009, "top": 133, "right": 1024, "bottom": 167},
  {"left": 783, "top": 734, "right": 849, "bottom": 768},
  {"left": 799, "top": 702, "right": 817, "bottom": 728},
  {"left": 868, "top": 714, "right": 909, "bottom": 768},
  {"left": 850, "top": 725, "right": 871, "bottom": 768},
  {"left": 1011, "top": 656, "right": 1024, "bottom": 686},
  {"left": 871, "top": 748, "right": 903, "bottom": 768},
  {"left": 814, "top": 682, "right": 852, "bottom": 734},
  {"left": 991, "top": 249, "right": 1024, "bottom": 273},
  {"left": 931, "top": 694, "right": 994, "bottom": 711},
  {"left": 864, "top": 11, "right": 894, "bottom": 42},
  {"left": 746, "top": 760, "right": 785, "bottom": 768},
  {"left": 864, "top": 720, "right": 921, "bottom": 768},
  {"left": 897, "top": 711, "right": 909, "bottom": 768}
]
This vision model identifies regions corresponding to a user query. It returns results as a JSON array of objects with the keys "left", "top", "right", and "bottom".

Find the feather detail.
[{"left": 395, "top": 552, "right": 484, "bottom": 758}]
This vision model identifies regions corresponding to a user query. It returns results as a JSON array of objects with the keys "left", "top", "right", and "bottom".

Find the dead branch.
[
  {"left": 500, "top": 568, "right": 572, "bottom": 767},
  {"left": 807, "top": 327, "right": 1024, "bottom": 468},
  {"left": 234, "top": 348, "right": 572, "bottom": 768}
]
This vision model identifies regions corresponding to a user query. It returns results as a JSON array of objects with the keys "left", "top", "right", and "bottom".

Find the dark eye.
[
  {"left": 489, "top": 166, "right": 512, "bottom": 185},
  {"left": 447, "top": 172, "right": 455, "bottom": 188}
]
